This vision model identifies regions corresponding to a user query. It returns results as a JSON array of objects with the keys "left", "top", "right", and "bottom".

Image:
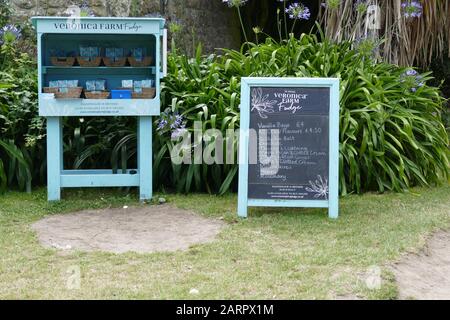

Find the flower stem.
[
  {"left": 291, "top": 18, "right": 298, "bottom": 34},
  {"left": 283, "top": 2, "right": 288, "bottom": 39},
  {"left": 277, "top": 10, "right": 282, "bottom": 42},
  {"left": 237, "top": 7, "right": 249, "bottom": 49}
]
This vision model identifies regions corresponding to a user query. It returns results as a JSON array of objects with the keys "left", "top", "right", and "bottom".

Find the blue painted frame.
[
  {"left": 32, "top": 16, "right": 166, "bottom": 201},
  {"left": 33, "top": 17, "right": 165, "bottom": 117},
  {"left": 238, "top": 77, "right": 340, "bottom": 219}
]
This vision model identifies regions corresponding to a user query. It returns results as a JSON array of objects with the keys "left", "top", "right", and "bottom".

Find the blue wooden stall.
[{"left": 32, "top": 16, "right": 166, "bottom": 201}]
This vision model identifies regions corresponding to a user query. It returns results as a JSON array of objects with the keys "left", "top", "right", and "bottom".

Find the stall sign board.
[{"left": 237, "top": 77, "right": 340, "bottom": 218}]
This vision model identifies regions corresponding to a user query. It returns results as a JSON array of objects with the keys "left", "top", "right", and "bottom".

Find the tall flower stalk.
[
  {"left": 276, "top": 8, "right": 283, "bottom": 42},
  {"left": 222, "top": 1, "right": 311, "bottom": 45},
  {"left": 280, "top": 0, "right": 288, "bottom": 38},
  {"left": 222, "top": 0, "right": 249, "bottom": 48},
  {"left": 236, "top": 5, "right": 249, "bottom": 45}
]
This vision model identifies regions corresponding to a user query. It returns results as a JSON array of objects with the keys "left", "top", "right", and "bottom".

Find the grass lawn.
[{"left": 0, "top": 185, "right": 449, "bottom": 299}]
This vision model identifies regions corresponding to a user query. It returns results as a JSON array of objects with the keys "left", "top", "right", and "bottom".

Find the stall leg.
[
  {"left": 47, "top": 117, "right": 62, "bottom": 201},
  {"left": 138, "top": 116, "right": 152, "bottom": 201},
  {"left": 328, "top": 195, "right": 339, "bottom": 219},
  {"left": 237, "top": 200, "right": 248, "bottom": 218}
]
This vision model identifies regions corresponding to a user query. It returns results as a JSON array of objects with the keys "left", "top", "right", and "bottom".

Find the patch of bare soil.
[
  {"left": 392, "top": 231, "right": 450, "bottom": 300},
  {"left": 31, "top": 204, "right": 224, "bottom": 254}
]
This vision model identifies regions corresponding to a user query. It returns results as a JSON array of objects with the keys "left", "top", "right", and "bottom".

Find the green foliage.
[
  {"left": 0, "top": 40, "right": 43, "bottom": 192},
  {"left": 0, "top": 18, "right": 447, "bottom": 196},
  {"left": 156, "top": 45, "right": 240, "bottom": 194},
  {"left": 63, "top": 116, "right": 137, "bottom": 172},
  {"left": 157, "top": 34, "right": 449, "bottom": 195},
  {"left": 429, "top": 53, "right": 450, "bottom": 133},
  {"left": 0, "top": 0, "right": 11, "bottom": 27}
]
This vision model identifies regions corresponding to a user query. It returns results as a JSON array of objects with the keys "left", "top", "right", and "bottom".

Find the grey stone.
[{"left": 10, "top": 0, "right": 240, "bottom": 53}]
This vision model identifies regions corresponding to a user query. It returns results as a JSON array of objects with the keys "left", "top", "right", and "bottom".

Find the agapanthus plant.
[
  {"left": 401, "top": 69, "right": 425, "bottom": 92},
  {"left": 157, "top": 110, "right": 187, "bottom": 140},
  {"left": 80, "top": 2, "right": 95, "bottom": 17},
  {"left": 285, "top": 3, "right": 311, "bottom": 20},
  {"left": 222, "top": 0, "right": 248, "bottom": 8},
  {"left": 221, "top": 0, "right": 312, "bottom": 45},
  {"left": 354, "top": 36, "right": 378, "bottom": 59},
  {"left": 354, "top": 0, "right": 368, "bottom": 14},
  {"left": 0, "top": 24, "right": 21, "bottom": 45},
  {"left": 222, "top": 0, "right": 250, "bottom": 48},
  {"left": 320, "top": 0, "right": 340, "bottom": 10},
  {"left": 401, "top": 0, "right": 423, "bottom": 18},
  {"left": 285, "top": 2, "right": 310, "bottom": 34},
  {"left": 276, "top": 0, "right": 289, "bottom": 40}
]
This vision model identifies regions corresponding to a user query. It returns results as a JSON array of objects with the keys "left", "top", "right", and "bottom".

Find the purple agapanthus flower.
[
  {"left": 157, "top": 111, "right": 187, "bottom": 139},
  {"left": 401, "top": 69, "right": 425, "bottom": 92},
  {"left": 0, "top": 24, "right": 21, "bottom": 45},
  {"left": 80, "top": 2, "right": 95, "bottom": 17},
  {"left": 171, "top": 124, "right": 187, "bottom": 140},
  {"left": 285, "top": 3, "right": 311, "bottom": 20},
  {"left": 405, "top": 69, "right": 418, "bottom": 76},
  {"left": 222, "top": 0, "right": 248, "bottom": 7},
  {"left": 401, "top": 0, "right": 423, "bottom": 18},
  {"left": 157, "top": 118, "right": 168, "bottom": 130},
  {"left": 170, "top": 114, "right": 184, "bottom": 129}
]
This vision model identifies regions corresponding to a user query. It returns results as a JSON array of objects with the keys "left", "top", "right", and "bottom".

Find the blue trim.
[
  {"left": 47, "top": 117, "right": 62, "bottom": 201},
  {"left": 237, "top": 83, "right": 251, "bottom": 218},
  {"left": 61, "top": 173, "right": 140, "bottom": 188},
  {"left": 237, "top": 77, "right": 340, "bottom": 218},
  {"left": 62, "top": 169, "right": 137, "bottom": 175},
  {"left": 31, "top": 16, "right": 165, "bottom": 32},
  {"left": 138, "top": 117, "right": 153, "bottom": 200},
  {"left": 38, "top": 98, "right": 161, "bottom": 117},
  {"left": 328, "top": 80, "right": 340, "bottom": 218}
]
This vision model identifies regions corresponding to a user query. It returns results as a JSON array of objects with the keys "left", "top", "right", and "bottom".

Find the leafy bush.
[
  {"left": 430, "top": 53, "right": 450, "bottom": 134},
  {"left": 0, "top": 39, "right": 44, "bottom": 192},
  {"left": 63, "top": 116, "right": 137, "bottom": 172},
  {"left": 0, "top": 15, "right": 447, "bottom": 196},
  {"left": 0, "top": 0, "right": 10, "bottom": 28},
  {"left": 156, "top": 47, "right": 240, "bottom": 193},
  {"left": 157, "top": 34, "right": 449, "bottom": 195}
]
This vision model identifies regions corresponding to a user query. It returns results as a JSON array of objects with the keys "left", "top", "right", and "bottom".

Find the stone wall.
[{"left": 11, "top": 0, "right": 240, "bottom": 53}]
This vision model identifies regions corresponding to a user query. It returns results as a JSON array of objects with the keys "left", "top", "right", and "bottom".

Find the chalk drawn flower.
[
  {"left": 305, "top": 175, "right": 329, "bottom": 199},
  {"left": 251, "top": 88, "right": 277, "bottom": 119}
]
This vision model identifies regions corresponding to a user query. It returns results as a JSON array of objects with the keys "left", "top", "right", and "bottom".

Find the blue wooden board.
[
  {"left": 237, "top": 77, "right": 340, "bottom": 219},
  {"left": 38, "top": 96, "right": 160, "bottom": 116},
  {"left": 33, "top": 16, "right": 164, "bottom": 117}
]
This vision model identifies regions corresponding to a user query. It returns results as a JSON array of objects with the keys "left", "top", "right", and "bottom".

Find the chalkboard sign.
[{"left": 238, "top": 78, "right": 340, "bottom": 218}]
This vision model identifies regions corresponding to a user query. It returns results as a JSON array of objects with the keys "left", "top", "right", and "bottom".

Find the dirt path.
[
  {"left": 392, "top": 231, "right": 450, "bottom": 300},
  {"left": 32, "top": 204, "right": 224, "bottom": 254}
]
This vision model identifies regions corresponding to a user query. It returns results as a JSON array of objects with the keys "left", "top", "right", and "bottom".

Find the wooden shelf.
[
  {"left": 42, "top": 66, "right": 156, "bottom": 74},
  {"left": 38, "top": 95, "right": 160, "bottom": 116}
]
